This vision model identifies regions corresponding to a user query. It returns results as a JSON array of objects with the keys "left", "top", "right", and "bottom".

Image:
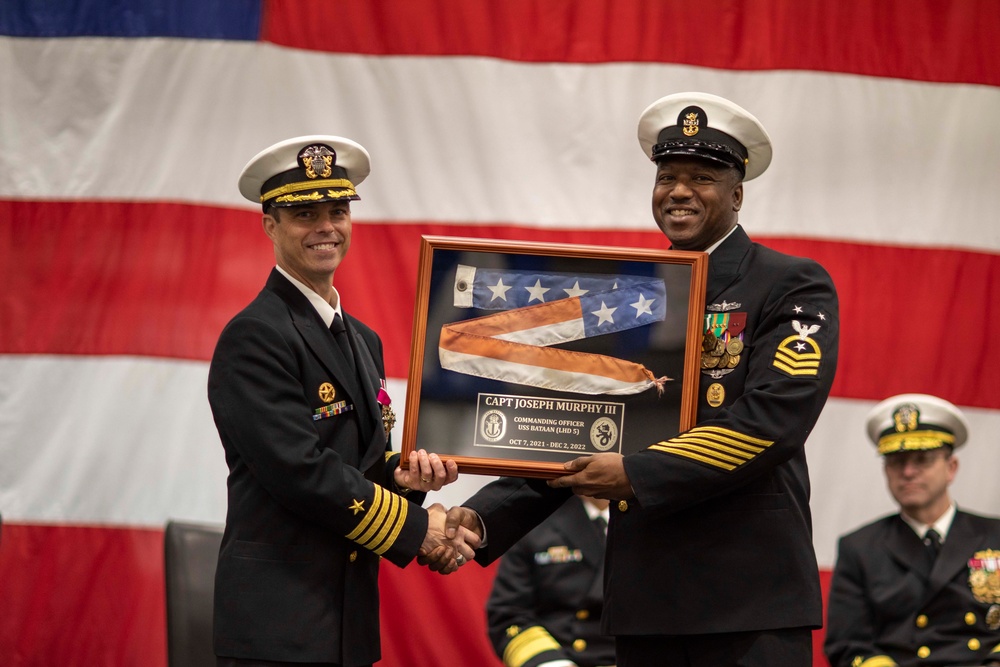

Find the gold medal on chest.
[
  {"left": 318, "top": 382, "right": 336, "bottom": 403},
  {"left": 968, "top": 549, "right": 1000, "bottom": 605},
  {"left": 706, "top": 382, "right": 725, "bottom": 407}
]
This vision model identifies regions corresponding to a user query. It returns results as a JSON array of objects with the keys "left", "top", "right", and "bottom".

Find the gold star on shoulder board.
[
  {"left": 349, "top": 499, "right": 365, "bottom": 515},
  {"left": 506, "top": 625, "right": 520, "bottom": 637}
]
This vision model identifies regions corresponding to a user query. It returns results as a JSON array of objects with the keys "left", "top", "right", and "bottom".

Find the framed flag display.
[{"left": 401, "top": 236, "right": 708, "bottom": 478}]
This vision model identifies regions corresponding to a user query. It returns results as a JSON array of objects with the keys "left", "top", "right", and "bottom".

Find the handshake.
[
  {"left": 396, "top": 448, "right": 635, "bottom": 574},
  {"left": 418, "top": 503, "right": 483, "bottom": 575},
  {"left": 393, "top": 449, "right": 484, "bottom": 574}
]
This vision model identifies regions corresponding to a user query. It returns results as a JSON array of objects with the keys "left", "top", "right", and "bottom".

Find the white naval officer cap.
[
  {"left": 637, "top": 92, "right": 772, "bottom": 181},
  {"left": 238, "top": 135, "right": 371, "bottom": 211},
  {"left": 865, "top": 393, "right": 969, "bottom": 456}
]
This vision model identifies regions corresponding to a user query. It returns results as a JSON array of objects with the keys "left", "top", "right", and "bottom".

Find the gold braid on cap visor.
[
  {"left": 261, "top": 178, "right": 356, "bottom": 203},
  {"left": 877, "top": 429, "right": 955, "bottom": 455}
]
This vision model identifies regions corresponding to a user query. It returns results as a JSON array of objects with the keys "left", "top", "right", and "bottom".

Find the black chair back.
[{"left": 164, "top": 520, "right": 224, "bottom": 667}]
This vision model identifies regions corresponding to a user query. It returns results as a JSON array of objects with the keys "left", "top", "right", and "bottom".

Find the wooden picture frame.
[{"left": 401, "top": 236, "right": 708, "bottom": 478}]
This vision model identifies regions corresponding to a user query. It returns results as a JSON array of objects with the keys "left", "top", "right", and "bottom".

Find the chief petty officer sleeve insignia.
[
  {"left": 770, "top": 304, "right": 831, "bottom": 378},
  {"left": 344, "top": 485, "right": 408, "bottom": 556}
]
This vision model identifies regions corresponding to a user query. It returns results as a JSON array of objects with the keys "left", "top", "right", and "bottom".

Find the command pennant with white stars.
[
  {"left": 441, "top": 265, "right": 669, "bottom": 395},
  {"left": 454, "top": 264, "right": 663, "bottom": 310}
]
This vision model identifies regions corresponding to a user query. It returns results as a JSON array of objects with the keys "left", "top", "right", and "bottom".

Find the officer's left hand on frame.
[
  {"left": 393, "top": 449, "right": 459, "bottom": 493},
  {"left": 546, "top": 453, "right": 635, "bottom": 500}
]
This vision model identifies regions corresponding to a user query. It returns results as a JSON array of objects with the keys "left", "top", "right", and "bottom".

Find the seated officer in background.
[
  {"left": 486, "top": 496, "right": 615, "bottom": 667},
  {"left": 825, "top": 393, "right": 1000, "bottom": 667}
]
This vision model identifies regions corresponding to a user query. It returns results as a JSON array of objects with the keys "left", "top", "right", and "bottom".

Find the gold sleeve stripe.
[
  {"left": 502, "top": 625, "right": 561, "bottom": 667},
  {"left": 356, "top": 488, "right": 395, "bottom": 549},
  {"left": 655, "top": 441, "right": 747, "bottom": 465},
  {"left": 373, "top": 497, "right": 408, "bottom": 555},
  {"left": 358, "top": 489, "right": 400, "bottom": 551},
  {"left": 858, "top": 656, "right": 898, "bottom": 667},
  {"left": 366, "top": 492, "right": 407, "bottom": 555},
  {"left": 648, "top": 426, "right": 774, "bottom": 471},
  {"left": 345, "top": 485, "right": 408, "bottom": 555},
  {"left": 691, "top": 426, "right": 773, "bottom": 447},
  {"left": 674, "top": 432, "right": 767, "bottom": 456},
  {"left": 649, "top": 445, "right": 738, "bottom": 470},
  {"left": 345, "top": 485, "right": 385, "bottom": 541},
  {"left": 384, "top": 452, "right": 395, "bottom": 462}
]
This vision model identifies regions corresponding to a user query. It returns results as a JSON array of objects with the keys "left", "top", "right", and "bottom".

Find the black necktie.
[
  {"left": 924, "top": 528, "right": 942, "bottom": 562},
  {"left": 330, "top": 313, "right": 356, "bottom": 375},
  {"left": 593, "top": 514, "right": 608, "bottom": 536}
]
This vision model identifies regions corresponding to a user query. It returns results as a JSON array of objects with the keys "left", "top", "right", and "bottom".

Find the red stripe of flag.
[
  {"left": 3, "top": 200, "right": 999, "bottom": 409},
  {"left": 261, "top": 0, "right": 1000, "bottom": 85}
]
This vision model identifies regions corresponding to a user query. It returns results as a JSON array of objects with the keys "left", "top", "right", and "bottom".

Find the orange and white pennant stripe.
[{"left": 439, "top": 276, "right": 669, "bottom": 395}]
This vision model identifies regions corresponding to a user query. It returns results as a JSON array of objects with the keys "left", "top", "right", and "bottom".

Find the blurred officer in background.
[
  {"left": 825, "top": 393, "right": 1000, "bottom": 667},
  {"left": 487, "top": 496, "right": 615, "bottom": 667}
]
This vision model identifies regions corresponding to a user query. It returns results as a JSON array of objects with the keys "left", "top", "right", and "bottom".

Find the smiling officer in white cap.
[
  {"left": 208, "top": 135, "right": 476, "bottom": 667},
  {"left": 442, "top": 93, "right": 839, "bottom": 667},
  {"left": 826, "top": 394, "right": 1000, "bottom": 667}
]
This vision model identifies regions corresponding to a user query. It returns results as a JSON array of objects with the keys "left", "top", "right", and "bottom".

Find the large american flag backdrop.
[{"left": 2, "top": 2, "right": 999, "bottom": 665}]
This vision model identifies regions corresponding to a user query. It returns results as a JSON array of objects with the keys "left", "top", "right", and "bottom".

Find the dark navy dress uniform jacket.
[
  {"left": 487, "top": 496, "right": 616, "bottom": 667},
  {"left": 208, "top": 269, "right": 428, "bottom": 666},
  {"left": 825, "top": 510, "right": 1000, "bottom": 667},
  {"left": 464, "top": 225, "right": 840, "bottom": 638}
]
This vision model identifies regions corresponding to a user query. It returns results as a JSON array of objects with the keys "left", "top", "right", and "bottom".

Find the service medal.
[
  {"left": 987, "top": 604, "right": 1000, "bottom": 631},
  {"left": 377, "top": 381, "right": 395, "bottom": 439},
  {"left": 701, "top": 312, "right": 746, "bottom": 378},
  {"left": 706, "top": 382, "right": 725, "bottom": 407},
  {"left": 968, "top": 549, "right": 1000, "bottom": 604}
]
